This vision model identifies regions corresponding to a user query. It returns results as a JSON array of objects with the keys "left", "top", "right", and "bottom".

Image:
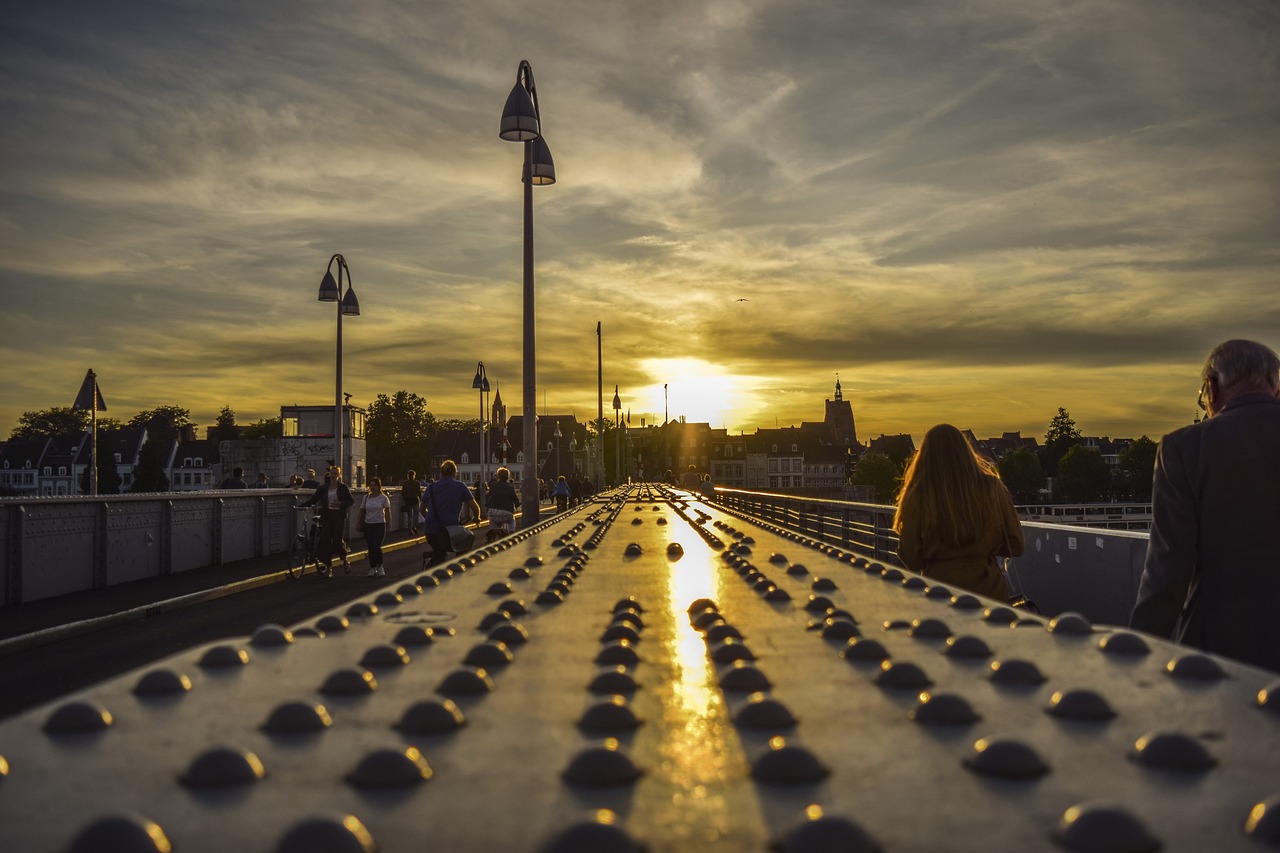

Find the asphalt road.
[{"left": 0, "top": 545, "right": 431, "bottom": 721}]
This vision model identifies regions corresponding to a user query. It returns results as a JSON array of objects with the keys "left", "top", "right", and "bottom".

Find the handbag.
[
  {"left": 1000, "top": 526, "right": 1040, "bottom": 613},
  {"left": 427, "top": 484, "right": 475, "bottom": 554}
]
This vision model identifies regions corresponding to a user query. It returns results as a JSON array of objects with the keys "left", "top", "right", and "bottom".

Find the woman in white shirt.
[{"left": 360, "top": 477, "right": 393, "bottom": 577}]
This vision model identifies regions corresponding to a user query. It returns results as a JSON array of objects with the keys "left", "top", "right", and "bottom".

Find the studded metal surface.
[{"left": 1, "top": 487, "right": 1277, "bottom": 851}]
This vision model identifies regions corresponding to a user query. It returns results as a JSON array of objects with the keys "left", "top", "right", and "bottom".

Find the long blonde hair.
[{"left": 894, "top": 424, "right": 1003, "bottom": 549}]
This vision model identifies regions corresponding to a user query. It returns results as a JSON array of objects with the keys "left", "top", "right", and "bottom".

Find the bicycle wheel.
[
  {"left": 287, "top": 537, "right": 306, "bottom": 580},
  {"left": 315, "top": 555, "right": 332, "bottom": 578}
]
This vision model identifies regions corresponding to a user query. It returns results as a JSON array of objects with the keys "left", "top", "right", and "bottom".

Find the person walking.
[
  {"left": 485, "top": 467, "right": 518, "bottom": 541},
  {"left": 1130, "top": 339, "right": 1280, "bottom": 672},
  {"left": 360, "top": 477, "right": 392, "bottom": 577},
  {"left": 551, "top": 475, "right": 571, "bottom": 512},
  {"left": 296, "top": 466, "right": 354, "bottom": 575},
  {"left": 219, "top": 467, "right": 248, "bottom": 489},
  {"left": 893, "top": 424, "right": 1024, "bottom": 599},
  {"left": 401, "top": 470, "right": 423, "bottom": 534},
  {"left": 419, "top": 460, "right": 481, "bottom": 568}
]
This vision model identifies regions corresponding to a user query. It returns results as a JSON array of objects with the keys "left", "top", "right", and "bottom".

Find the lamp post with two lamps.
[
  {"left": 499, "top": 59, "right": 556, "bottom": 526},
  {"left": 612, "top": 385, "right": 621, "bottom": 488},
  {"left": 318, "top": 255, "right": 360, "bottom": 478},
  {"left": 472, "top": 362, "right": 490, "bottom": 504}
]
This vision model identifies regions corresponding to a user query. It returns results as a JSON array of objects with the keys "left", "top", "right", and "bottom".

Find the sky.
[{"left": 2, "top": 0, "right": 1277, "bottom": 446}]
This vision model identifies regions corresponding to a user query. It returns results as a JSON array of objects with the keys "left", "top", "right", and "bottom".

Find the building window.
[
  {"left": 461, "top": 453, "right": 470, "bottom": 465},
  {"left": 792, "top": 444, "right": 798, "bottom": 452},
  {"left": 194, "top": 457, "right": 203, "bottom": 467},
  {"left": 43, "top": 466, "right": 52, "bottom": 476},
  {"left": 771, "top": 444, "right": 777, "bottom": 453},
  {"left": 114, "top": 453, "right": 122, "bottom": 463},
  {"left": 58, "top": 466, "right": 67, "bottom": 476}
]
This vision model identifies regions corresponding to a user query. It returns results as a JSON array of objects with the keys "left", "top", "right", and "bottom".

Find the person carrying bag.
[{"left": 420, "top": 459, "right": 480, "bottom": 568}]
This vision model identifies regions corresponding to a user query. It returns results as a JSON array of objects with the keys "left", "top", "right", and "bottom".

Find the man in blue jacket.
[
  {"left": 1130, "top": 339, "right": 1280, "bottom": 672},
  {"left": 420, "top": 460, "right": 480, "bottom": 568}
]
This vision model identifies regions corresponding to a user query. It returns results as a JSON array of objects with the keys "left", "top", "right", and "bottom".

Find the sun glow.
[{"left": 636, "top": 358, "right": 748, "bottom": 428}]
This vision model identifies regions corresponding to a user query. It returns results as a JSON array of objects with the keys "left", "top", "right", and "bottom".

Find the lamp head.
[
  {"left": 318, "top": 270, "right": 340, "bottom": 303},
  {"left": 526, "top": 136, "right": 556, "bottom": 186},
  {"left": 341, "top": 287, "right": 360, "bottom": 316},
  {"left": 500, "top": 79, "right": 540, "bottom": 142}
]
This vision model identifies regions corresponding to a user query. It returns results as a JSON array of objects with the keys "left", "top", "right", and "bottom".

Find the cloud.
[{"left": 1, "top": 0, "right": 1276, "bottom": 447}]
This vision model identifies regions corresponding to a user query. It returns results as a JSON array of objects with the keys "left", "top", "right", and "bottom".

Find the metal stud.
[
  {"left": 719, "top": 661, "right": 772, "bottom": 692},
  {"left": 276, "top": 814, "right": 377, "bottom": 853},
  {"left": 596, "top": 641, "right": 641, "bottom": 666},
  {"left": 1098, "top": 632, "right": 1151, "bottom": 656},
  {"left": 347, "top": 747, "right": 432, "bottom": 787},
  {"left": 751, "top": 737, "right": 829, "bottom": 784},
  {"left": 360, "top": 645, "right": 410, "bottom": 668},
  {"left": 489, "top": 623, "right": 530, "bottom": 646},
  {"left": 578, "top": 696, "right": 642, "bottom": 731},
  {"left": 437, "top": 667, "right": 493, "bottom": 696},
  {"left": 1245, "top": 793, "right": 1280, "bottom": 846},
  {"left": 944, "top": 635, "right": 993, "bottom": 659},
  {"left": 773, "top": 806, "right": 880, "bottom": 853},
  {"left": 198, "top": 645, "right": 250, "bottom": 668},
  {"left": 842, "top": 638, "right": 890, "bottom": 663},
  {"left": 963, "top": 737, "right": 1050, "bottom": 779},
  {"left": 393, "top": 626, "right": 436, "bottom": 646},
  {"left": 346, "top": 602, "right": 378, "bottom": 618},
  {"left": 44, "top": 700, "right": 113, "bottom": 734},
  {"left": 875, "top": 660, "right": 931, "bottom": 689},
  {"left": 263, "top": 701, "right": 332, "bottom": 734},
  {"left": 1047, "top": 689, "right": 1117, "bottom": 721},
  {"left": 542, "top": 810, "right": 642, "bottom": 853},
  {"left": 733, "top": 694, "right": 798, "bottom": 730},
  {"left": 373, "top": 592, "right": 403, "bottom": 607},
  {"left": 1047, "top": 613, "right": 1094, "bottom": 635},
  {"left": 250, "top": 624, "right": 295, "bottom": 646},
  {"left": 464, "top": 642, "right": 513, "bottom": 668},
  {"left": 398, "top": 699, "right": 466, "bottom": 734},
  {"left": 1130, "top": 731, "right": 1217, "bottom": 771},
  {"left": 67, "top": 814, "right": 172, "bottom": 853},
  {"left": 562, "top": 739, "right": 642, "bottom": 786},
  {"left": 180, "top": 746, "right": 266, "bottom": 786},
  {"left": 132, "top": 669, "right": 192, "bottom": 696},
  {"left": 910, "top": 692, "right": 980, "bottom": 725},
  {"left": 320, "top": 668, "right": 378, "bottom": 695},
  {"left": 989, "top": 658, "right": 1047, "bottom": 685},
  {"left": 316, "top": 615, "right": 349, "bottom": 633},
  {"left": 1051, "top": 801, "right": 1160, "bottom": 852},
  {"left": 1166, "top": 653, "right": 1227, "bottom": 681},
  {"left": 908, "top": 618, "right": 952, "bottom": 639},
  {"left": 589, "top": 666, "right": 639, "bottom": 694}
]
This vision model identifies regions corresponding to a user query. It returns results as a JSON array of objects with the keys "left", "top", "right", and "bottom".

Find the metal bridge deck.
[{"left": 0, "top": 486, "right": 1277, "bottom": 851}]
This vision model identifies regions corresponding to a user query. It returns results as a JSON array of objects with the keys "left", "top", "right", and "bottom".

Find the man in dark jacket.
[
  {"left": 296, "top": 466, "right": 354, "bottom": 573},
  {"left": 1130, "top": 339, "right": 1280, "bottom": 672}
]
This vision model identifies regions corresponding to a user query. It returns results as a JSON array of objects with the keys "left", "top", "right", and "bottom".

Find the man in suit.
[{"left": 1130, "top": 339, "right": 1280, "bottom": 672}]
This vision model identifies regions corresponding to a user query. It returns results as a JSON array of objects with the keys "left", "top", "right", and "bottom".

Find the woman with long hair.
[{"left": 893, "top": 424, "right": 1024, "bottom": 599}]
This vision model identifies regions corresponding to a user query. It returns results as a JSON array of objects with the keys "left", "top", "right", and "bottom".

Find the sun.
[{"left": 634, "top": 358, "right": 746, "bottom": 428}]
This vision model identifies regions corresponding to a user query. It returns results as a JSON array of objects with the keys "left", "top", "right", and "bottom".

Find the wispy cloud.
[{"left": 1, "top": 0, "right": 1276, "bottom": 445}]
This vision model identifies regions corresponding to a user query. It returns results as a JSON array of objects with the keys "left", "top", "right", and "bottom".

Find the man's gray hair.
[{"left": 1204, "top": 339, "right": 1280, "bottom": 392}]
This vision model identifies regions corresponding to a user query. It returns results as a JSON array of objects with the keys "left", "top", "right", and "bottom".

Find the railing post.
[
  {"left": 161, "top": 500, "right": 174, "bottom": 577},
  {"left": 94, "top": 501, "right": 108, "bottom": 589}
]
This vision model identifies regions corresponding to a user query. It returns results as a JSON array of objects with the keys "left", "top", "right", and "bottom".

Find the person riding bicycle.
[
  {"left": 486, "top": 467, "right": 518, "bottom": 540},
  {"left": 551, "top": 475, "right": 570, "bottom": 512},
  {"left": 419, "top": 460, "right": 480, "bottom": 567},
  {"left": 296, "top": 467, "right": 354, "bottom": 574}
]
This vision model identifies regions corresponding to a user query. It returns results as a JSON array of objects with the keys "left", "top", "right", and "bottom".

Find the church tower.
[{"left": 825, "top": 374, "right": 858, "bottom": 447}]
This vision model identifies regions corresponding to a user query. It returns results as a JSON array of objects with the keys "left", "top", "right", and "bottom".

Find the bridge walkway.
[{"left": 0, "top": 486, "right": 1276, "bottom": 851}]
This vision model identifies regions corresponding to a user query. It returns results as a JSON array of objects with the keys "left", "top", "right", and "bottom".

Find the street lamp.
[
  {"left": 499, "top": 59, "right": 556, "bottom": 527},
  {"left": 318, "top": 254, "right": 360, "bottom": 478},
  {"left": 553, "top": 421, "right": 562, "bottom": 478},
  {"left": 612, "top": 385, "right": 621, "bottom": 488},
  {"left": 472, "top": 362, "right": 490, "bottom": 499}
]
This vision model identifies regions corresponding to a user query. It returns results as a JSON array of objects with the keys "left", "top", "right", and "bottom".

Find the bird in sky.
[{"left": 735, "top": 298, "right": 749, "bottom": 302}]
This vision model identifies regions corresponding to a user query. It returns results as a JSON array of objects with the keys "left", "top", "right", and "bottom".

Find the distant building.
[{"left": 217, "top": 404, "right": 367, "bottom": 488}]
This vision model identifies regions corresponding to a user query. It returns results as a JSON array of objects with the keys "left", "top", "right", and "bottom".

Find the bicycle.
[
  {"left": 485, "top": 509, "right": 515, "bottom": 544},
  {"left": 288, "top": 508, "right": 332, "bottom": 579}
]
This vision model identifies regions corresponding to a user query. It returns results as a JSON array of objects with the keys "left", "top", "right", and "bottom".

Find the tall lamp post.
[
  {"left": 499, "top": 59, "right": 556, "bottom": 527},
  {"left": 553, "top": 421, "right": 562, "bottom": 477},
  {"left": 318, "top": 255, "right": 360, "bottom": 478},
  {"left": 472, "top": 362, "right": 490, "bottom": 498},
  {"left": 612, "top": 385, "right": 621, "bottom": 488}
]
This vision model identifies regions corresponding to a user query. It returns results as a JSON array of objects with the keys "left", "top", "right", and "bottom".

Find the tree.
[
  {"left": 128, "top": 406, "right": 191, "bottom": 429},
  {"left": 852, "top": 452, "right": 903, "bottom": 504},
  {"left": 366, "top": 391, "right": 438, "bottom": 478},
  {"left": 9, "top": 407, "right": 89, "bottom": 441},
  {"left": 209, "top": 405, "right": 238, "bottom": 446},
  {"left": 241, "top": 418, "right": 281, "bottom": 440},
  {"left": 1118, "top": 436, "right": 1158, "bottom": 501},
  {"left": 1040, "top": 407, "right": 1083, "bottom": 478},
  {"left": 997, "top": 447, "right": 1046, "bottom": 503},
  {"left": 1055, "top": 445, "right": 1108, "bottom": 502},
  {"left": 129, "top": 408, "right": 187, "bottom": 492}
]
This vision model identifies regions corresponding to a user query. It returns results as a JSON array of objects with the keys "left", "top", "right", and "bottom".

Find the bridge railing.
[{"left": 711, "top": 487, "right": 1149, "bottom": 626}]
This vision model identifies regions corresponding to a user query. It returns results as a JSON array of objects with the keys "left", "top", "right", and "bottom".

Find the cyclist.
[
  {"left": 420, "top": 460, "right": 480, "bottom": 567},
  {"left": 486, "top": 467, "right": 518, "bottom": 541},
  {"left": 296, "top": 466, "right": 354, "bottom": 574}
]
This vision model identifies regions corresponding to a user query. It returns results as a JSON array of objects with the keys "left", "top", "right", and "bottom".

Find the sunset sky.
[{"left": 2, "top": 0, "right": 1277, "bottom": 445}]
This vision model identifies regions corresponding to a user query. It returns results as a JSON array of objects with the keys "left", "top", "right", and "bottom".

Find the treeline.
[{"left": 849, "top": 408, "right": 1158, "bottom": 505}]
